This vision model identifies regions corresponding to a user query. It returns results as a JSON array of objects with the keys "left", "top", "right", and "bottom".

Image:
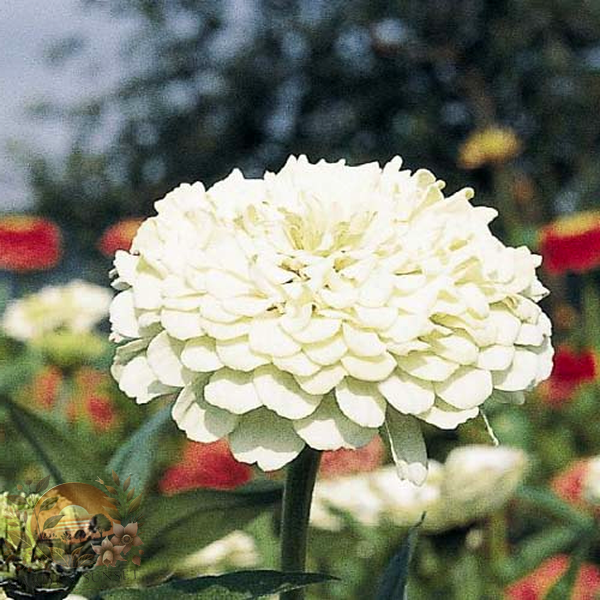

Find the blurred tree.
[{"left": 24, "top": 0, "right": 600, "bottom": 252}]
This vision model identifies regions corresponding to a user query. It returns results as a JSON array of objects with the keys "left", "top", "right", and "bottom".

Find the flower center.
[{"left": 122, "top": 534, "right": 132, "bottom": 544}]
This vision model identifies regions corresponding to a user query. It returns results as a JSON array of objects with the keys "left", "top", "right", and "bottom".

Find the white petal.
[
  {"left": 204, "top": 368, "right": 262, "bottom": 414},
  {"left": 202, "top": 318, "right": 251, "bottom": 341},
  {"left": 249, "top": 315, "right": 301, "bottom": 357},
  {"left": 354, "top": 306, "right": 398, "bottom": 330},
  {"left": 416, "top": 401, "right": 478, "bottom": 429},
  {"left": 216, "top": 337, "right": 269, "bottom": 371},
  {"left": 222, "top": 295, "right": 272, "bottom": 317},
  {"left": 383, "top": 314, "right": 429, "bottom": 344},
  {"left": 303, "top": 334, "right": 347, "bottom": 366},
  {"left": 533, "top": 338, "right": 554, "bottom": 383},
  {"left": 205, "top": 269, "right": 253, "bottom": 298},
  {"left": 113, "top": 251, "right": 139, "bottom": 287},
  {"left": 181, "top": 337, "right": 224, "bottom": 372},
  {"left": 273, "top": 352, "right": 321, "bottom": 377},
  {"left": 116, "top": 354, "right": 175, "bottom": 403},
  {"left": 385, "top": 409, "right": 428, "bottom": 484},
  {"left": 294, "top": 364, "right": 346, "bottom": 394},
  {"left": 147, "top": 331, "right": 194, "bottom": 387},
  {"left": 492, "top": 347, "right": 538, "bottom": 391},
  {"left": 172, "top": 381, "right": 238, "bottom": 442},
  {"left": 229, "top": 409, "right": 305, "bottom": 471},
  {"left": 435, "top": 367, "right": 493, "bottom": 409},
  {"left": 489, "top": 307, "right": 521, "bottom": 345},
  {"left": 477, "top": 344, "right": 515, "bottom": 371},
  {"left": 288, "top": 317, "right": 341, "bottom": 344},
  {"left": 342, "top": 323, "right": 386, "bottom": 357},
  {"left": 199, "top": 296, "right": 240, "bottom": 323},
  {"left": 110, "top": 290, "right": 140, "bottom": 339},
  {"left": 132, "top": 264, "right": 163, "bottom": 310},
  {"left": 253, "top": 365, "right": 322, "bottom": 419},
  {"left": 294, "top": 395, "right": 376, "bottom": 450},
  {"left": 429, "top": 333, "right": 478, "bottom": 365},
  {"left": 378, "top": 370, "right": 435, "bottom": 414},
  {"left": 515, "top": 323, "right": 545, "bottom": 347},
  {"left": 341, "top": 352, "right": 396, "bottom": 382},
  {"left": 399, "top": 352, "right": 459, "bottom": 381},
  {"left": 335, "top": 378, "right": 387, "bottom": 427},
  {"left": 161, "top": 309, "right": 204, "bottom": 340}
]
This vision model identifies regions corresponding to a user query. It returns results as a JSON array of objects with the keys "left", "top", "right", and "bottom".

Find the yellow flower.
[{"left": 458, "top": 127, "right": 521, "bottom": 169}]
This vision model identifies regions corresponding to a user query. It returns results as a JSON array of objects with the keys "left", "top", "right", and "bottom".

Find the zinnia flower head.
[
  {"left": 0, "top": 215, "right": 62, "bottom": 272},
  {"left": 159, "top": 439, "right": 252, "bottom": 494},
  {"left": 582, "top": 457, "right": 600, "bottom": 507},
  {"left": 109, "top": 156, "right": 553, "bottom": 482},
  {"left": 538, "top": 345, "right": 596, "bottom": 406},
  {"left": 3, "top": 280, "right": 112, "bottom": 342},
  {"left": 458, "top": 127, "right": 521, "bottom": 170},
  {"left": 539, "top": 211, "right": 600, "bottom": 274},
  {"left": 99, "top": 219, "right": 144, "bottom": 257}
]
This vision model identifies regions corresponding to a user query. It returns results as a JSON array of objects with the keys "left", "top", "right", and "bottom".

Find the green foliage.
[
  {"left": 91, "top": 570, "right": 336, "bottom": 600},
  {"left": 375, "top": 526, "right": 418, "bottom": 600}
]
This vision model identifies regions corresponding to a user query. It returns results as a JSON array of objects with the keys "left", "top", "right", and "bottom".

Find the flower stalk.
[{"left": 280, "top": 446, "right": 322, "bottom": 600}]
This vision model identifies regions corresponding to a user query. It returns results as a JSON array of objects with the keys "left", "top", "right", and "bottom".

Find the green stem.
[{"left": 280, "top": 447, "right": 322, "bottom": 600}]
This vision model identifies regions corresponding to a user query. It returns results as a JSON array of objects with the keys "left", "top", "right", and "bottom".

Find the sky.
[{"left": 0, "top": 0, "right": 133, "bottom": 211}]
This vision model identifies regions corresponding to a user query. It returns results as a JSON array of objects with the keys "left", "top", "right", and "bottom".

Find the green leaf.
[
  {"left": 515, "top": 486, "right": 594, "bottom": 530},
  {"left": 92, "top": 570, "right": 336, "bottom": 599},
  {"left": 375, "top": 523, "right": 419, "bottom": 600},
  {"left": 5, "top": 396, "right": 103, "bottom": 483},
  {"left": 546, "top": 538, "right": 593, "bottom": 600},
  {"left": 108, "top": 406, "right": 172, "bottom": 493},
  {"left": 40, "top": 496, "right": 60, "bottom": 511},
  {"left": 139, "top": 481, "right": 282, "bottom": 580},
  {"left": 499, "top": 526, "right": 580, "bottom": 580},
  {"left": 43, "top": 514, "right": 64, "bottom": 530}
]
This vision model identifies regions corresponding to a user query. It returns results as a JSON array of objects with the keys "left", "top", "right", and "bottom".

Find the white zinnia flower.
[
  {"left": 582, "top": 456, "right": 600, "bottom": 506},
  {"left": 108, "top": 156, "right": 553, "bottom": 480},
  {"left": 311, "top": 445, "right": 527, "bottom": 532},
  {"left": 180, "top": 531, "right": 259, "bottom": 574},
  {"left": 3, "top": 280, "right": 112, "bottom": 341}
]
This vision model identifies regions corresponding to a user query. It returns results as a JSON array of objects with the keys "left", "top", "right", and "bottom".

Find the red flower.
[
  {"left": 0, "top": 215, "right": 62, "bottom": 272},
  {"left": 540, "top": 211, "right": 600, "bottom": 274},
  {"left": 550, "top": 460, "right": 590, "bottom": 509},
  {"left": 538, "top": 346, "right": 596, "bottom": 406},
  {"left": 505, "top": 554, "right": 600, "bottom": 599},
  {"left": 159, "top": 440, "right": 252, "bottom": 494},
  {"left": 319, "top": 437, "right": 385, "bottom": 479},
  {"left": 98, "top": 219, "right": 143, "bottom": 257},
  {"left": 86, "top": 395, "right": 116, "bottom": 431}
]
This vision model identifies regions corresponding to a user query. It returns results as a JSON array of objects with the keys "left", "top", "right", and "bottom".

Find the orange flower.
[
  {"left": 550, "top": 460, "right": 590, "bottom": 509},
  {"left": 540, "top": 211, "right": 600, "bottom": 274},
  {"left": 98, "top": 219, "right": 143, "bottom": 257},
  {"left": 538, "top": 346, "right": 596, "bottom": 406},
  {"left": 319, "top": 437, "right": 385, "bottom": 479},
  {"left": 505, "top": 555, "right": 600, "bottom": 599},
  {"left": 458, "top": 127, "right": 521, "bottom": 170},
  {"left": 0, "top": 215, "right": 62, "bottom": 272},
  {"left": 26, "top": 366, "right": 63, "bottom": 410},
  {"left": 159, "top": 440, "right": 253, "bottom": 494}
]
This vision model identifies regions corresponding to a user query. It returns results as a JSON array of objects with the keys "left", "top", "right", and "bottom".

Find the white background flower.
[
  {"left": 4, "top": 280, "right": 112, "bottom": 341},
  {"left": 109, "top": 156, "right": 552, "bottom": 480}
]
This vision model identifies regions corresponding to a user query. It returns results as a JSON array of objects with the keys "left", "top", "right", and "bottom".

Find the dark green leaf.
[
  {"left": 7, "top": 494, "right": 26, "bottom": 506},
  {"left": 43, "top": 514, "right": 64, "bottom": 530},
  {"left": 108, "top": 406, "right": 172, "bottom": 493},
  {"left": 35, "top": 474, "right": 51, "bottom": 494},
  {"left": 92, "top": 570, "right": 336, "bottom": 599},
  {"left": 375, "top": 523, "right": 419, "bottom": 600},
  {"left": 5, "top": 396, "right": 103, "bottom": 482}
]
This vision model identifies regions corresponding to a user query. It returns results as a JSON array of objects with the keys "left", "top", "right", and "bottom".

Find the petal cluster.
[{"left": 109, "top": 155, "right": 553, "bottom": 479}]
